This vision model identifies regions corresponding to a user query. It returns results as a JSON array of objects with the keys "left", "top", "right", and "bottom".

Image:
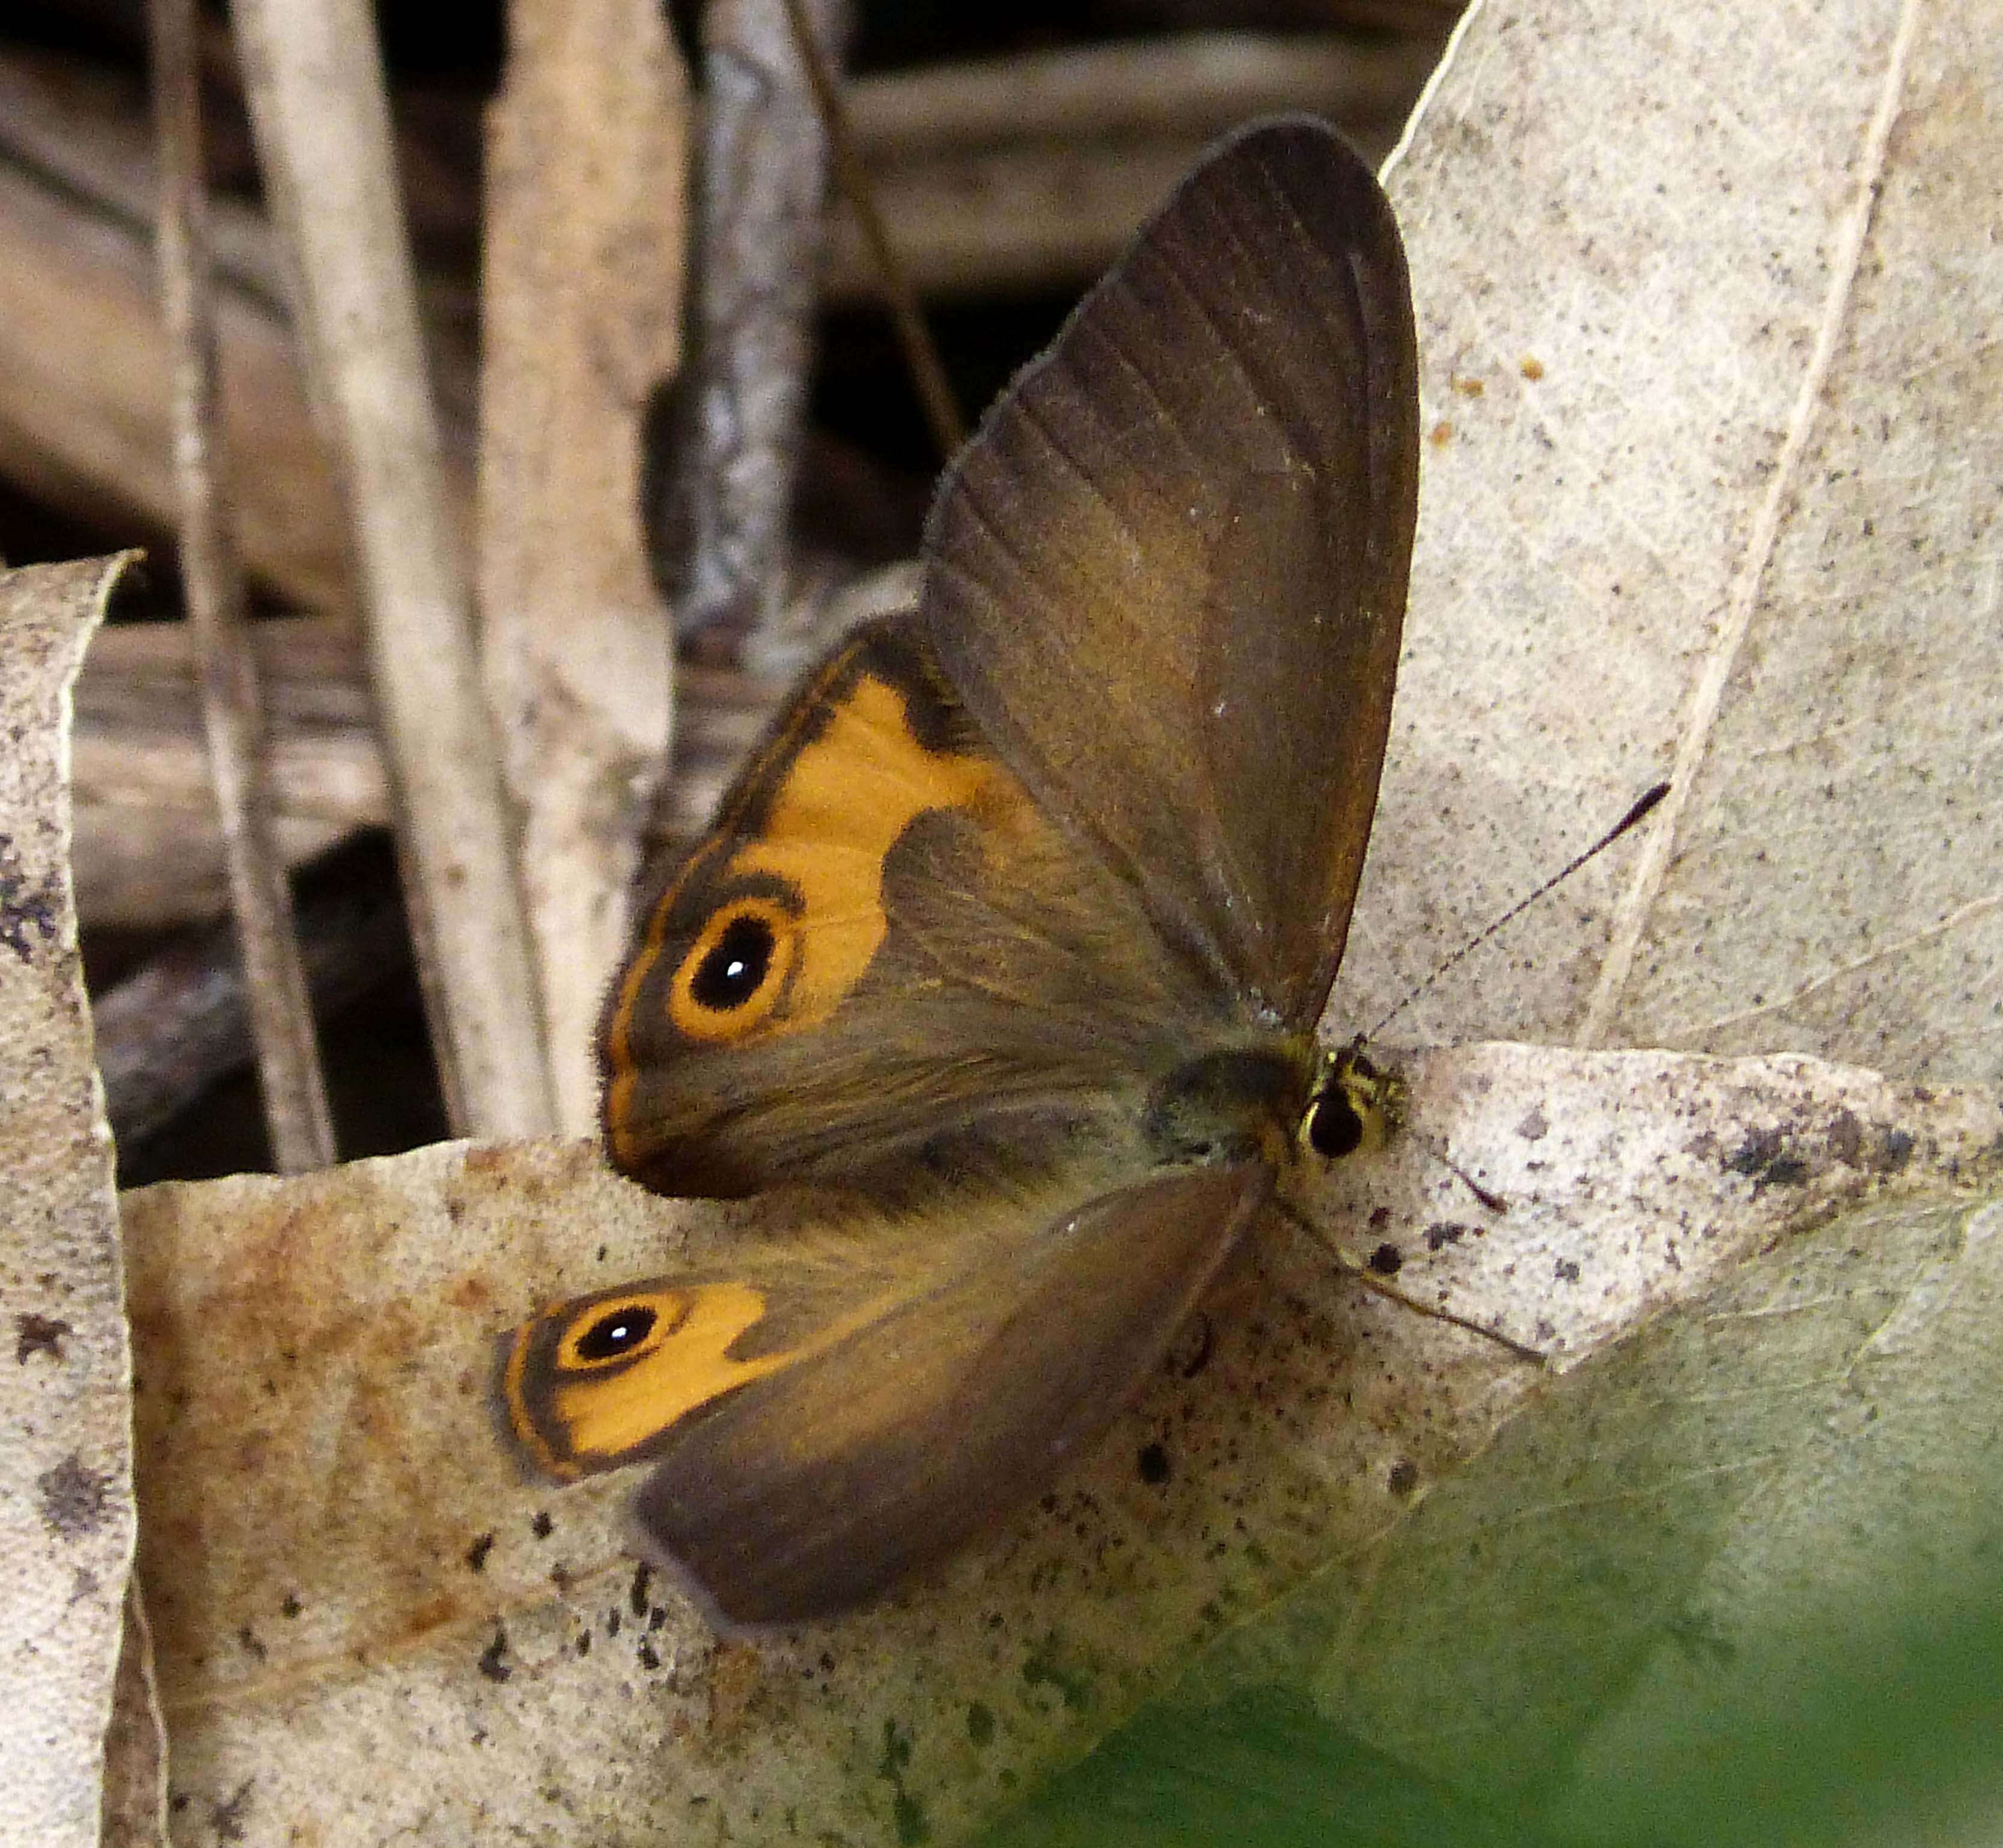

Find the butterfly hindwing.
[{"left": 503, "top": 1164, "right": 1270, "bottom": 1628}]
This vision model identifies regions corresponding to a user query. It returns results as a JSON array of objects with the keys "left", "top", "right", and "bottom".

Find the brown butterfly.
[{"left": 501, "top": 116, "right": 1419, "bottom": 1630}]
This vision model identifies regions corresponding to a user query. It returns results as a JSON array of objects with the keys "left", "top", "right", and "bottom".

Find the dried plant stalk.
[
  {"left": 95, "top": 870, "right": 409, "bottom": 1159},
  {"left": 842, "top": 30, "right": 1443, "bottom": 153},
  {"left": 227, "top": 0, "right": 553, "bottom": 1135},
  {"left": 69, "top": 593, "right": 900, "bottom": 929},
  {"left": 672, "top": 0, "right": 853, "bottom": 641},
  {"left": 479, "top": 0, "right": 688, "bottom": 1132},
  {"left": 779, "top": 0, "right": 963, "bottom": 460},
  {"left": 150, "top": 0, "right": 333, "bottom": 1172},
  {"left": 0, "top": 34, "right": 1422, "bottom": 639}
]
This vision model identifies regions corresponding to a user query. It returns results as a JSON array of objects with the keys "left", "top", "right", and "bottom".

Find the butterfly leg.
[{"left": 1272, "top": 1195, "right": 1546, "bottom": 1365}]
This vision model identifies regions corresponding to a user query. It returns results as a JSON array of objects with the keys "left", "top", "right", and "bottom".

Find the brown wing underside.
[
  {"left": 602, "top": 617, "right": 1237, "bottom": 1199},
  {"left": 606, "top": 1163, "right": 1273, "bottom": 1628},
  {"left": 922, "top": 117, "right": 1419, "bottom": 1029},
  {"left": 600, "top": 121, "right": 1416, "bottom": 1201}
]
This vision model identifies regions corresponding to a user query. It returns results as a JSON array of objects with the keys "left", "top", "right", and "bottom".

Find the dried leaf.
[
  {"left": 122, "top": 1052, "right": 1999, "bottom": 1841},
  {"left": 1332, "top": 0, "right": 2002, "bottom": 1090},
  {"left": 0, "top": 555, "right": 142, "bottom": 1846}
]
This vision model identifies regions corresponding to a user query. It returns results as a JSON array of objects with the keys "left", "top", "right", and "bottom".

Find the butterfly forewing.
[
  {"left": 922, "top": 117, "right": 1418, "bottom": 1027},
  {"left": 600, "top": 617, "right": 1228, "bottom": 1197}
]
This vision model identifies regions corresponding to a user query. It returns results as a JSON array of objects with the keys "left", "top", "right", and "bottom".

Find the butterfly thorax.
[{"left": 1141, "top": 1032, "right": 1319, "bottom": 1169}]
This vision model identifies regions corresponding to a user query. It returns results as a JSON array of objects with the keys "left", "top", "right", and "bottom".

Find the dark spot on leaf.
[
  {"left": 478, "top": 1626, "right": 511, "bottom": 1683},
  {"left": 210, "top": 1778, "right": 255, "bottom": 1844},
  {"left": 876, "top": 1718, "right": 928, "bottom": 1845},
  {"left": 0, "top": 834, "right": 62, "bottom": 963},
  {"left": 37, "top": 1453, "right": 111, "bottom": 1538},
  {"left": 1425, "top": 1222, "right": 1473, "bottom": 1252},
  {"left": 630, "top": 1561, "right": 653, "bottom": 1617},
  {"left": 531, "top": 1510, "right": 554, "bottom": 1539},
  {"left": 1136, "top": 1442, "right": 1171, "bottom": 1486},
  {"left": 966, "top": 1701, "right": 995, "bottom": 1748},
  {"left": 1554, "top": 1258, "right": 1581, "bottom": 1284},
  {"left": 1727, "top": 1126, "right": 1810, "bottom": 1191},
  {"left": 465, "top": 1533, "right": 495, "bottom": 1573},
  {"left": 15, "top": 1312, "right": 70, "bottom": 1364},
  {"left": 1388, "top": 1458, "right": 1419, "bottom": 1496},
  {"left": 1022, "top": 1649, "right": 1092, "bottom": 1712},
  {"left": 1368, "top": 1242, "right": 1403, "bottom": 1276}
]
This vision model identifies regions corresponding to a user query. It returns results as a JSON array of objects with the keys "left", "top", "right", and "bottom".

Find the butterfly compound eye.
[
  {"left": 1304, "top": 1046, "right": 1406, "bottom": 1162},
  {"left": 1307, "top": 1092, "right": 1365, "bottom": 1160},
  {"left": 668, "top": 895, "right": 798, "bottom": 1040}
]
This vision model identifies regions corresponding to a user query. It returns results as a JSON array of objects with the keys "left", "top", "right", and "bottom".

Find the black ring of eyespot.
[
  {"left": 556, "top": 1293, "right": 690, "bottom": 1373},
  {"left": 668, "top": 893, "right": 798, "bottom": 1040},
  {"left": 574, "top": 1302, "right": 657, "bottom": 1363}
]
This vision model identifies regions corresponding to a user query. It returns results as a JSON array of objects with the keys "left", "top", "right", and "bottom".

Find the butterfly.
[{"left": 499, "top": 115, "right": 1420, "bottom": 1630}]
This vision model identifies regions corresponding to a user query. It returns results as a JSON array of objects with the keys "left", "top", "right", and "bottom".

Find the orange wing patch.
[
  {"left": 721, "top": 671, "right": 994, "bottom": 1030},
  {"left": 605, "top": 636, "right": 1017, "bottom": 1165},
  {"left": 502, "top": 1276, "right": 899, "bottom": 1480}
]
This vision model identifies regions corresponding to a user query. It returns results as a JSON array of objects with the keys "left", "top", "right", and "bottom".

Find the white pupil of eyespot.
[{"left": 725, "top": 959, "right": 746, "bottom": 980}]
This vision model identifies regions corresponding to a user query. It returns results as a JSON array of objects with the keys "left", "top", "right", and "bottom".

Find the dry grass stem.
[
  {"left": 228, "top": 0, "right": 553, "bottom": 1135},
  {"left": 149, "top": 0, "right": 332, "bottom": 1171}
]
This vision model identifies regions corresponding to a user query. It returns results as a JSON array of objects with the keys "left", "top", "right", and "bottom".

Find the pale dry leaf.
[
  {"left": 1332, "top": 0, "right": 2001, "bottom": 1094},
  {"left": 0, "top": 555, "right": 141, "bottom": 1848},
  {"left": 1130, "top": 0, "right": 2003, "bottom": 1817},
  {"left": 122, "top": 1049, "right": 1999, "bottom": 1844}
]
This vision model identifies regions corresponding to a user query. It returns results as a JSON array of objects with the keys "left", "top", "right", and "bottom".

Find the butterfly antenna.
[
  {"left": 1274, "top": 1199, "right": 1544, "bottom": 1364},
  {"left": 1364, "top": 781, "right": 1670, "bottom": 1041}
]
